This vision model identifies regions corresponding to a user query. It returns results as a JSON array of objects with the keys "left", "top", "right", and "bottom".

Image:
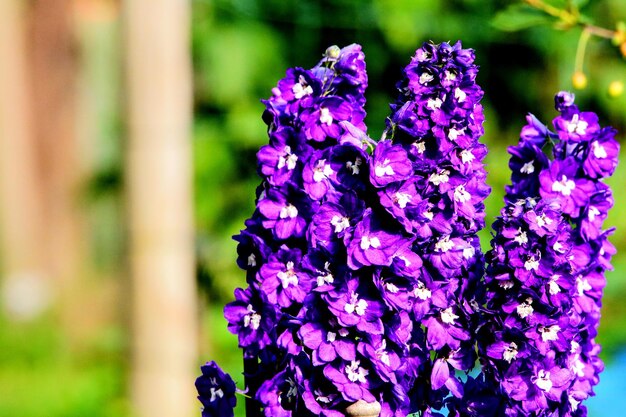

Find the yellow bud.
[
  {"left": 608, "top": 80, "right": 624, "bottom": 98},
  {"left": 621, "top": 42, "right": 626, "bottom": 58},
  {"left": 572, "top": 72, "right": 587, "bottom": 90}
]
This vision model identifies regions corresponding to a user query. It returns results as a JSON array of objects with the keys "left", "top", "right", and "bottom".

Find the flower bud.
[
  {"left": 572, "top": 71, "right": 587, "bottom": 90},
  {"left": 608, "top": 80, "right": 624, "bottom": 98},
  {"left": 325, "top": 45, "right": 341, "bottom": 60}
]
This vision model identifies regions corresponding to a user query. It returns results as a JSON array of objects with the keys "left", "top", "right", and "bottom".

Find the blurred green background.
[{"left": 1, "top": 0, "right": 625, "bottom": 416}]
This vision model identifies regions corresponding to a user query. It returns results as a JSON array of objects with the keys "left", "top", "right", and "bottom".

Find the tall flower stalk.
[
  {"left": 382, "top": 41, "right": 490, "bottom": 415},
  {"left": 478, "top": 92, "right": 619, "bottom": 417}
]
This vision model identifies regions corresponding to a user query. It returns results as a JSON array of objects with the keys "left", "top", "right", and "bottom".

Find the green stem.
[{"left": 575, "top": 27, "right": 592, "bottom": 74}]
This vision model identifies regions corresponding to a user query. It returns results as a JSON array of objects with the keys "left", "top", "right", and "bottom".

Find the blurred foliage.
[{"left": 0, "top": 313, "right": 129, "bottom": 417}]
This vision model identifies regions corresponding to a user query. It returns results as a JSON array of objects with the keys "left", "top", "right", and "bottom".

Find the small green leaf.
[{"left": 492, "top": 4, "right": 555, "bottom": 32}]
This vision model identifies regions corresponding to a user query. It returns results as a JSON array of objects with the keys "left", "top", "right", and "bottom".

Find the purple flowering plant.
[{"left": 196, "top": 42, "right": 618, "bottom": 417}]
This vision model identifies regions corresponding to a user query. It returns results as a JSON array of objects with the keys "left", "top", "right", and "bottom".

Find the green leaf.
[{"left": 492, "top": 4, "right": 555, "bottom": 32}]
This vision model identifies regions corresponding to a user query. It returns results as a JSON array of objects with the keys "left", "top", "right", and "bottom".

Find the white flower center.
[
  {"left": 503, "top": 342, "right": 518, "bottom": 363},
  {"left": 520, "top": 161, "right": 535, "bottom": 174},
  {"left": 316, "top": 271, "right": 334, "bottom": 287},
  {"left": 427, "top": 97, "right": 443, "bottom": 110},
  {"left": 360, "top": 235, "right": 381, "bottom": 250},
  {"left": 540, "top": 325, "right": 561, "bottom": 342},
  {"left": 315, "top": 390, "right": 333, "bottom": 404},
  {"left": 535, "top": 370, "right": 553, "bottom": 392},
  {"left": 345, "top": 360, "right": 369, "bottom": 383},
  {"left": 280, "top": 204, "right": 298, "bottom": 219},
  {"left": 326, "top": 332, "right": 336, "bottom": 343},
  {"left": 419, "top": 72, "right": 434, "bottom": 84},
  {"left": 345, "top": 157, "right": 362, "bottom": 175},
  {"left": 448, "top": 127, "right": 465, "bottom": 141},
  {"left": 414, "top": 142, "right": 426, "bottom": 154},
  {"left": 247, "top": 253, "right": 256, "bottom": 267},
  {"left": 319, "top": 107, "right": 333, "bottom": 126},
  {"left": 536, "top": 213, "right": 552, "bottom": 228},
  {"left": 576, "top": 276, "right": 592, "bottom": 296},
  {"left": 414, "top": 282, "right": 431, "bottom": 300},
  {"left": 277, "top": 261, "right": 298, "bottom": 288},
  {"left": 455, "top": 87, "right": 466, "bottom": 103},
  {"left": 395, "top": 192, "right": 412, "bottom": 208},
  {"left": 517, "top": 298, "right": 534, "bottom": 318},
  {"left": 376, "top": 340, "right": 391, "bottom": 366},
  {"left": 385, "top": 282, "right": 399, "bottom": 294},
  {"left": 588, "top": 206, "right": 600, "bottom": 221},
  {"left": 441, "top": 307, "right": 459, "bottom": 324},
  {"left": 277, "top": 146, "right": 298, "bottom": 170},
  {"left": 429, "top": 169, "right": 450, "bottom": 186},
  {"left": 330, "top": 215, "right": 350, "bottom": 233},
  {"left": 244, "top": 304, "right": 261, "bottom": 330},
  {"left": 454, "top": 185, "right": 471, "bottom": 203},
  {"left": 313, "top": 159, "right": 334, "bottom": 182},
  {"left": 514, "top": 228, "right": 528, "bottom": 245},
  {"left": 499, "top": 280, "right": 514, "bottom": 290},
  {"left": 435, "top": 235, "right": 455, "bottom": 252},
  {"left": 344, "top": 291, "right": 368, "bottom": 316},
  {"left": 292, "top": 77, "right": 313, "bottom": 99},
  {"left": 209, "top": 387, "right": 225, "bottom": 402},
  {"left": 549, "top": 275, "right": 560, "bottom": 295},
  {"left": 375, "top": 159, "right": 395, "bottom": 177},
  {"left": 592, "top": 141, "right": 607, "bottom": 159},
  {"left": 463, "top": 246, "right": 475, "bottom": 259},
  {"left": 460, "top": 149, "right": 474, "bottom": 164},
  {"left": 286, "top": 377, "right": 297, "bottom": 398},
  {"left": 567, "top": 113, "right": 588, "bottom": 135},
  {"left": 552, "top": 175, "right": 576, "bottom": 196},
  {"left": 524, "top": 255, "right": 540, "bottom": 271}
]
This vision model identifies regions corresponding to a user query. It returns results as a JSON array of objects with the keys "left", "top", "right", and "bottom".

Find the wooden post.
[
  {"left": 123, "top": 0, "right": 198, "bottom": 417},
  {"left": 0, "top": 0, "right": 49, "bottom": 319}
]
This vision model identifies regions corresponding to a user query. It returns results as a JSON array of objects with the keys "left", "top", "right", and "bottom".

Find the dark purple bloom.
[
  {"left": 345, "top": 209, "right": 412, "bottom": 270},
  {"left": 257, "top": 187, "right": 310, "bottom": 240},
  {"left": 369, "top": 140, "right": 413, "bottom": 188},
  {"left": 539, "top": 158, "right": 594, "bottom": 216},
  {"left": 224, "top": 287, "right": 275, "bottom": 356},
  {"left": 195, "top": 361, "right": 237, "bottom": 417}
]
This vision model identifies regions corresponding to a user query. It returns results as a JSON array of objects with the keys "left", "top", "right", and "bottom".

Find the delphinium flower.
[
  {"left": 223, "top": 44, "right": 377, "bottom": 417},
  {"left": 478, "top": 92, "right": 619, "bottom": 417},
  {"left": 195, "top": 361, "right": 238, "bottom": 417},
  {"left": 380, "top": 41, "right": 491, "bottom": 414}
]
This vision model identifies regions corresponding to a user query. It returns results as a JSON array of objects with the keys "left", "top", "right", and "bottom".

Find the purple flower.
[
  {"left": 369, "top": 140, "right": 413, "bottom": 188},
  {"left": 323, "top": 358, "right": 376, "bottom": 403},
  {"left": 324, "top": 277, "right": 385, "bottom": 334},
  {"left": 195, "top": 361, "right": 237, "bottom": 417},
  {"left": 345, "top": 209, "right": 412, "bottom": 270},
  {"left": 539, "top": 158, "right": 594, "bottom": 216},
  {"left": 299, "top": 321, "right": 356, "bottom": 365},
  {"left": 257, "top": 187, "right": 310, "bottom": 240},
  {"left": 224, "top": 287, "right": 275, "bottom": 356},
  {"left": 302, "top": 97, "right": 359, "bottom": 142},
  {"left": 259, "top": 246, "right": 313, "bottom": 308}
]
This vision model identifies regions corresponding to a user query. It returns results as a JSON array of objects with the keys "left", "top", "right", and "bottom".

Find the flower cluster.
[
  {"left": 218, "top": 41, "right": 491, "bottom": 417},
  {"left": 478, "top": 92, "right": 618, "bottom": 416},
  {"left": 382, "top": 40, "right": 491, "bottom": 413},
  {"left": 225, "top": 43, "right": 379, "bottom": 416},
  {"left": 196, "top": 42, "right": 618, "bottom": 417}
]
